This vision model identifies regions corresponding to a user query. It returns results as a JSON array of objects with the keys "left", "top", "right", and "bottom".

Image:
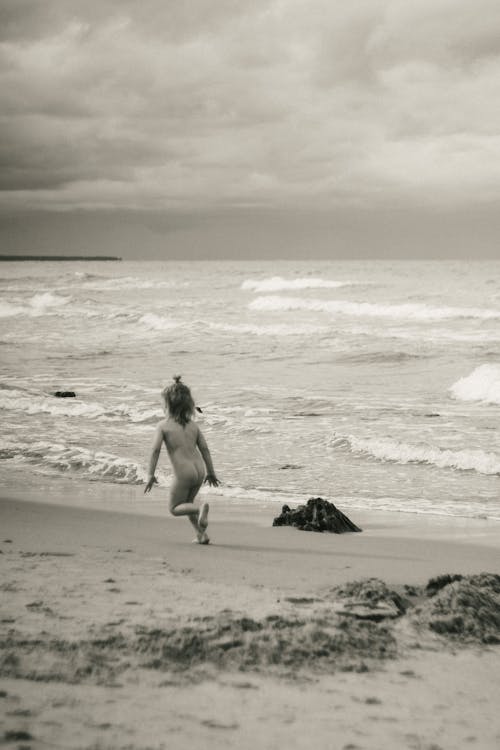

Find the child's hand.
[
  {"left": 204, "top": 473, "right": 220, "bottom": 487},
  {"left": 144, "top": 476, "right": 158, "bottom": 494}
]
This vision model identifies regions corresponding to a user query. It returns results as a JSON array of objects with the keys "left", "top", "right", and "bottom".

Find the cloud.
[{"left": 1, "top": 0, "right": 499, "bottom": 215}]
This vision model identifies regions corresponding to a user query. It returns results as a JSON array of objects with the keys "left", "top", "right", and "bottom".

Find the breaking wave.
[
  {"left": 0, "top": 292, "right": 70, "bottom": 317},
  {"left": 0, "top": 301, "right": 25, "bottom": 318},
  {"left": 29, "top": 292, "right": 70, "bottom": 314},
  {"left": 249, "top": 295, "right": 500, "bottom": 321},
  {"left": 241, "top": 276, "right": 350, "bottom": 292},
  {"left": 0, "top": 388, "right": 160, "bottom": 423},
  {"left": 138, "top": 313, "right": 182, "bottom": 331},
  {"left": 0, "top": 440, "right": 166, "bottom": 485},
  {"left": 450, "top": 365, "right": 500, "bottom": 406},
  {"left": 208, "top": 322, "right": 328, "bottom": 336},
  {"left": 330, "top": 433, "right": 500, "bottom": 476},
  {"left": 73, "top": 271, "right": 101, "bottom": 280},
  {"left": 80, "top": 276, "right": 175, "bottom": 291}
]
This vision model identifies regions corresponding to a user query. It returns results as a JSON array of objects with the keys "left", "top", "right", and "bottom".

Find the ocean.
[{"left": 1, "top": 259, "right": 499, "bottom": 520}]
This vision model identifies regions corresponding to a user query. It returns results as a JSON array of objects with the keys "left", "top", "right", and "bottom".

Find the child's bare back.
[{"left": 161, "top": 418, "right": 206, "bottom": 487}]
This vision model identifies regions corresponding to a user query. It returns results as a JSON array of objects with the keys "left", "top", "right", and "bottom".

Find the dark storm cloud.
[
  {"left": 0, "top": 0, "right": 499, "bottom": 219},
  {"left": 0, "top": 0, "right": 259, "bottom": 43}
]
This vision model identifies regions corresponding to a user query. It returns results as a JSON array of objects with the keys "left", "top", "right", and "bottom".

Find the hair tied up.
[{"left": 163, "top": 376, "right": 194, "bottom": 426}]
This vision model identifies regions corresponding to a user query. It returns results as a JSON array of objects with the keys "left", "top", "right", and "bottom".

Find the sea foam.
[
  {"left": 138, "top": 313, "right": 182, "bottom": 331},
  {"left": 81, "top": 276, "right": 175, "bottom": 291},
  {"left": 450, "top": 365, "right": 500, "bottom": 406},
  {"left": 331, "top": 433, "right": 500, "bottom": 476},
  {"left": 0, "top": 301, "right": 26, "bottom": 318},
  {"left": 249, "top": 295, "right": 500, "bottom": 321},
  {"left": 0, "top": 388, "right": 160, "bottom": 423},
  {"left": 241, "top": 276, "right": 349, "bottom": 292},
  {"left": 0, "top": 440, "right": 167, "bottom": 485},
  {"left": 208, "top": 322, "right": 328, "bottom": 336},
  {"left": 28, "top": 292, "right": 70, "bottom": 315},
  {"left": 0, "top": 293, "right": 70, "bottom": 318}
]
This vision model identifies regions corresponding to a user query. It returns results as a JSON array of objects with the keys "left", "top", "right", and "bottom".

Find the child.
[{"left": 144, "top": 376, "right": 220, "bottom": 544}]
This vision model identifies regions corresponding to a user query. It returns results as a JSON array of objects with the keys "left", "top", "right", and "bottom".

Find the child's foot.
[
  {"left": 192, "top": 532, "right": 210, "bottom": 545},
  {"left": 198, "top": 502, "right": 209, "bottom": 533}
]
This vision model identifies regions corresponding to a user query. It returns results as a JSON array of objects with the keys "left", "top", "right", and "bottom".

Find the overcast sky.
[{"left": 1, "top": 0, "right": 500, "bottom": 258}]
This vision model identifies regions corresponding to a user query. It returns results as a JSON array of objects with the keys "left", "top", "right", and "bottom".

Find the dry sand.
[{"left": 1, "top": 491, "right": 500, "bottom": 750}]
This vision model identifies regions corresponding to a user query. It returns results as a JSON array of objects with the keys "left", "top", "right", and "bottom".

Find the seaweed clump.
[
  {"left": 136, "top": 614, "right": 395, "bottom": 675},
  {"left": 331, "top": 578, "right": 409, "bottom": 621},
  {"left": 0, "top": 610, "right": 396, "bottom": 684},
  {"left": 413, "top": 573, "right": 500, "bottom": 644}
]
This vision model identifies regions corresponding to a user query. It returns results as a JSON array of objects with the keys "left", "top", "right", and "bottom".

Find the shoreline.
[
  {"left": 3, "top": 475, "right": 500, "bottom": 528},
  {"left": 2, "top": 492, "right": 500, "bottom": 589}
]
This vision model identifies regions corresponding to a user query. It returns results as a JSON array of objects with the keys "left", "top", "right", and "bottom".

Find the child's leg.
[
  {"left": 188, "top": 482, "right": 209, "bottom": 536},
  {"left": 169, "top": 477, "right": 204, "bottom": 533},
  {"left": 188, "top": 482, "right": 209, "bottom": 542}
]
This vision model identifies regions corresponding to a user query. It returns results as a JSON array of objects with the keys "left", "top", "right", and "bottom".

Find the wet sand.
[{"left": 1, "top": 493, "right": 500, "bottom": 750}]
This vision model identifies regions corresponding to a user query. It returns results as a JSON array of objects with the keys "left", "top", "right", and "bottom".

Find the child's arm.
[
  {"left": 197, "top": 428, "right": 220, "bottom": 486},
  {"left": 144, "top": 425, "right": 163, "bottom": 493}
]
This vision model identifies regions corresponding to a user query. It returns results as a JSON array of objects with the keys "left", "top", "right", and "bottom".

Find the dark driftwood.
[{"left": 273, "top": 497, "right": 362, "bottom": 533}]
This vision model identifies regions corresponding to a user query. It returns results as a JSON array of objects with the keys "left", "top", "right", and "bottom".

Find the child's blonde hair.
[{"left": 162, "top": 375, "right": 195, "bottom": 426}]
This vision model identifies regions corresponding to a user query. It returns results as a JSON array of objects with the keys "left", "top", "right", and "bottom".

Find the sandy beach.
[
  {"left": 1, "top": 491, "right": 500, "bottom": 750},
  {"left": 3, "top": 0, "right": 500, "bottom": 747}
]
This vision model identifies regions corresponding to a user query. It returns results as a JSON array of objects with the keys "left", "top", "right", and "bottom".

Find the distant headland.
[{"left": 0, "top": 255, "right": 122, "bottom": 262}]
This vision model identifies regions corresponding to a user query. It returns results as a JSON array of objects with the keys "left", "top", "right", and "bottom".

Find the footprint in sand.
[
  {"left": 4, "top": 731, "right": 33, "bottom": 741},
  {"left": 6, "top": 709, "right": 32, "bottom": 717},
  {"left": 201, "top": 718, "right": 239, "bottom": 730}
]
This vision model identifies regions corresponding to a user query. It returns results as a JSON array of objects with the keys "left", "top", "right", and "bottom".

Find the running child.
[{"left": 144, "top": 376, "right": 220, "bottom": 544}]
